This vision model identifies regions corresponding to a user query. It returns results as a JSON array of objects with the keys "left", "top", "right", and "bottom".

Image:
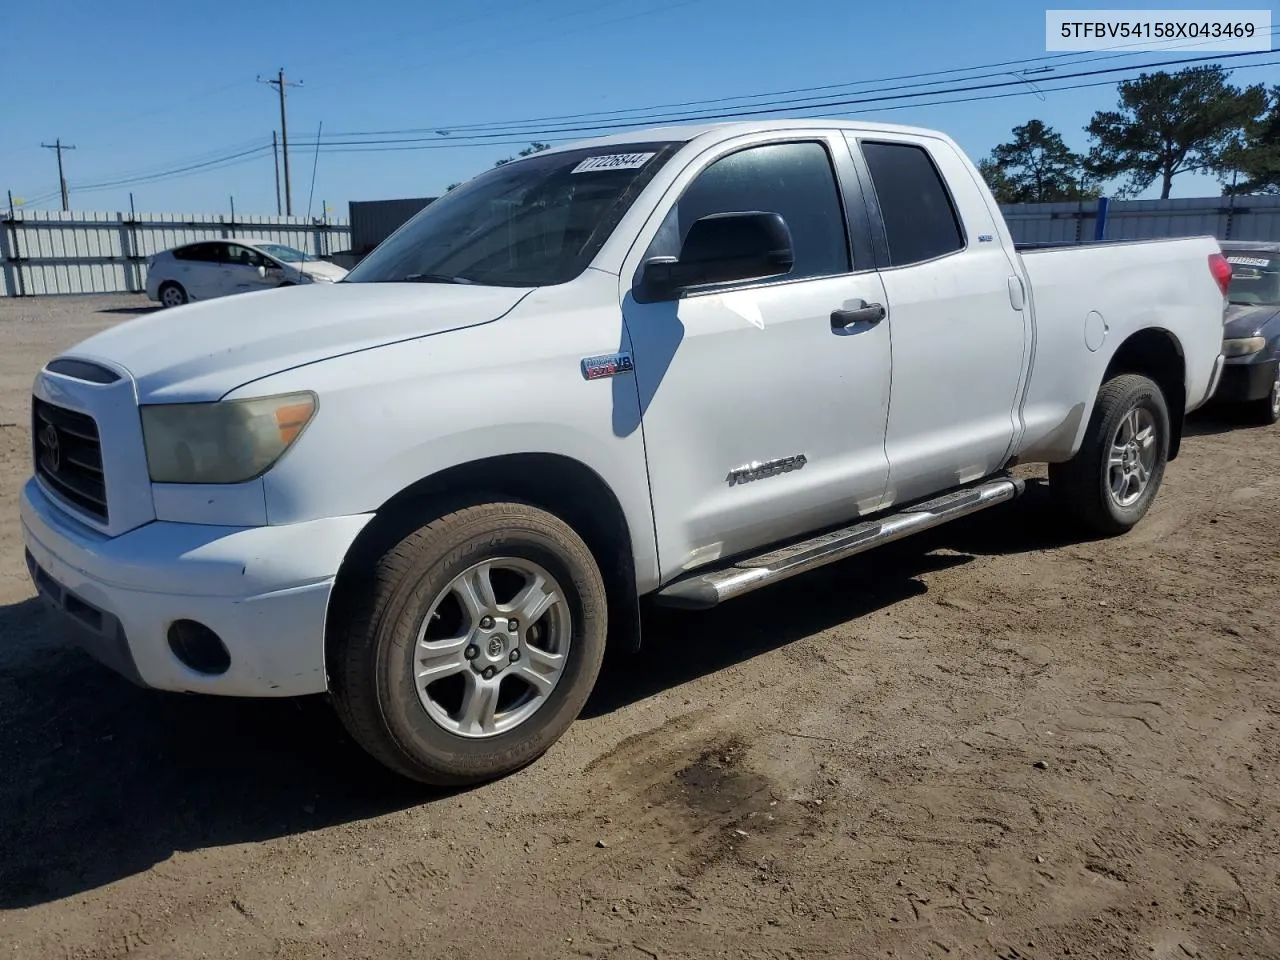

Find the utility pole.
[
  {"left": 40, "top": 138, "right": 76, "bottom": 211},
  {"left": 257, "top": 69, "right": 302, "bottom": 215},
  {"left": 271, "top": 130, "right": 282, "bottom": 216}
]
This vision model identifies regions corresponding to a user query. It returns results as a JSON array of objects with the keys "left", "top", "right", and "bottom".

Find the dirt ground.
[{"left": 0, "top": 294, "right": 1277, "bottom": 960}]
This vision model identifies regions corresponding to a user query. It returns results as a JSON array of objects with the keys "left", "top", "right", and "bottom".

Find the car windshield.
[
  {"left": 1225, "top": 252, "right": 1280, "bottom": 306},
  {"left": 256, "top": 243, "right": 308, "bottom": 262},
  {"left": 344, "top": 142, "right": 683, "bottom": 288}
]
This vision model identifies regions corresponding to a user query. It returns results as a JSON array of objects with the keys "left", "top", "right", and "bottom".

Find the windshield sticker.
[
  {"left": 571, "top": 152, "right": 656, "bottom": 174},
  {"left": 1227, "top": 256, "right": 1272, "bottom": 267}
]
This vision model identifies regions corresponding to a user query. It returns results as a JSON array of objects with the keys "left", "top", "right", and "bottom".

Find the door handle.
[{"left": 831, "top": 301, "right": 886, "bottom": 331}]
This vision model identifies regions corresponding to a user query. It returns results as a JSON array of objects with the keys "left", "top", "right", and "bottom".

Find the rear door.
[
  {"left": 620, "top": 132, "right": 893, "bottom": 581},
  {"left": 844, "top": 133, "right": 1030, "bottom": 505},
  {"left": 171, "top": 242, "right": 223, "bottom": 299}
]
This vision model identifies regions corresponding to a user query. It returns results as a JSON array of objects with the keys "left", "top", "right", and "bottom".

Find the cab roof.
[{"left": 547, "top": 118, "right": 951, "bottom": 153}]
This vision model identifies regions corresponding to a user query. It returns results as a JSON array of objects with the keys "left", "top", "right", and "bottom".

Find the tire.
[
  {"left": 1245, "top": 366, "right": 1280, "bottom": 426},
  {"left": 1048, "top": 373, "right": 1170, "bottom": 536},
  {"left": 158, "top": 281, "right": 188, "bottom": 308},
  {"left": 329, "top": 502, "right": 608, "bottom": 786}
]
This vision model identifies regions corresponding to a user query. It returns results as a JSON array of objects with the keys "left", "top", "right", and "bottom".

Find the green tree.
[
  {"left": 1085, "top": 66, "right": 1265, "bottom": 199},
  {"left": 977, "top": 157, "right": 1019, "bottom": 204},
  {"left": 494, "top": 142, "right": 552, "bottom": 167},
  {"left": 1217, "top": 85, "right": 1280, "bottom": 195},
  {"left": 979, "top": 120, "right": 1094, "bottom": 202}
]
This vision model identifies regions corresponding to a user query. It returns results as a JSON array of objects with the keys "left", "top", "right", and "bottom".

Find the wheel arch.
[
  {"left": 325, "top": 452, "right": 644, "bottom": 683},
  {"left": 1099, "top": 327, "right": 1187, "bottom": 460}
]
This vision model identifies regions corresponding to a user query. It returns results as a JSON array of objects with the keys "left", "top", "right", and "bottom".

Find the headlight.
[
  {"left": 1222, "top": 336, "right": 1267, "bottom": 358},
  {"left": 140, "top": 391, "right": 317, "bottom": 483},
  {"left": 304, "top": 273, "right": 334, "bottom": 283}
]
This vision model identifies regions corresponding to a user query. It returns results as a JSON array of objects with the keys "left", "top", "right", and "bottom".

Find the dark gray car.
[{"left": 1214, "top": 240, "right": 1280, "bottom": 424}]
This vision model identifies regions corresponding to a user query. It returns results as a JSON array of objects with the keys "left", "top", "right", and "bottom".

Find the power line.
[
  {"left": 292, "top": 56, "right": 1280, "bottom": 159},
  {"left": 321, "top": 28, "right": 1280, "bottom": 139},
  {"left": 295, "top": 48, "right": 1279, "bottom": 150},
  {"left": 73, "top": 144, "right": 272, "bottom": 192}
]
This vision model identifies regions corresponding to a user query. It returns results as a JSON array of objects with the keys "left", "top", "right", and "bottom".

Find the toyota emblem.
[{"left": 39, "top": 422, "right": 61, "bottom": 472}]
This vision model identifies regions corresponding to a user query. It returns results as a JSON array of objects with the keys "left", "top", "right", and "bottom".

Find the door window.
[
  {"left": 860, "top": 141, "right": 964, "bottom": 266},
  {"left": 225, "top": 244, "right": 268, "bottom": 268},
  {"left": 172, "top": 242, "right": 222, "bottom": 263},
  {"left": 646, "top": 140, "right": 851, "bottom": 285}
]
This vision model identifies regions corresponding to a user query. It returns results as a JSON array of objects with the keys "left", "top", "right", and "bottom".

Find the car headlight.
[
  {"left": 1222, "top": 336, "right": 1267, "bottom": 358},
  {"left": 140, "top": 392, "right": 317, "bottom": 483}
]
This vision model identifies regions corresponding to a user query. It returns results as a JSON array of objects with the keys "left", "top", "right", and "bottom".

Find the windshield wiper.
[{"left": 400, "top": 273, "right": 477, "bottom": 285}]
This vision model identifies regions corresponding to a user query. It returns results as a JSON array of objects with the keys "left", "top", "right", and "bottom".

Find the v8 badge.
[{"left": 580, "top": 352, "right": 634, "bottom": 381}]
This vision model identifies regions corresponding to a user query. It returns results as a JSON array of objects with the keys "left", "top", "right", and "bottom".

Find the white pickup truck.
[{"left": 22, "top": 120, "right": 1229, "bottom": 785}]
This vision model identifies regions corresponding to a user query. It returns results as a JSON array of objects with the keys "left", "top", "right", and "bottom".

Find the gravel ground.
[{"left": 0, "top": 293, "right": 1277, "bottom": 960}]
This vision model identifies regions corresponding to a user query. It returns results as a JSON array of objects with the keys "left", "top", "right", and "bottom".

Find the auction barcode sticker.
[
  {"left": 1046, "top": 10, "right": 1271, "bottom": 51},
  {"left": 571, "top": 153, "right": 656, "bottom": 174}
]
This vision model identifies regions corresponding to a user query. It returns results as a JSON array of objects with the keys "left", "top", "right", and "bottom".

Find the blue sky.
[{"left": 2, "top": 0, "right": 1276, "bottom": 217}]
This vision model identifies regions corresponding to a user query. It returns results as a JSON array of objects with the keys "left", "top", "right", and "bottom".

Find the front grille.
[{"left": 32, "top": 397, "right": 108, "bottom": 521}]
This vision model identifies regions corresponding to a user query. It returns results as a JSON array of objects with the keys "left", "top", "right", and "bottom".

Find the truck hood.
[
  {"left": 62, "top": 282, "right": 534, "bottom": 403},
  {"left": 1224, "top": 303, "right": 1280, "bottom": 339}
]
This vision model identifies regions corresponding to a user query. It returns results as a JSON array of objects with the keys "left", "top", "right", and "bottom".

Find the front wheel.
[
  {"left": 1049, "top": 373, "right": 1170, "bottom": 536},
  {"left": 329, "top": 502, "right": 608, "bottom": 786}
]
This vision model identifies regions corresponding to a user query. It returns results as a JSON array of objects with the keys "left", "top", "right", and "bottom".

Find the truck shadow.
[
  {"left": 587, "top": 477, "right": 1076, "bottom": 715},
  {"left": 0, "top": 482, "right": 1075, "bottom": 907}
]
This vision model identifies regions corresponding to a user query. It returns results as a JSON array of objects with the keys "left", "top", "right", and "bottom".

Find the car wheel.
[
  {"left": 1246, "top": 366, "right": 1280, "bottom": 426},
  {"left": 158, "top": 282, "right": 188, "bottom": 308},
  {"left": 1049, "top": 373, "right": 1170, "bottom": 536},
  {"left": 329, "top": 502, "right": 608, "bottom": 786}
]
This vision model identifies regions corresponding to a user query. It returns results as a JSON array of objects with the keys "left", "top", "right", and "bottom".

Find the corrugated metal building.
[{"left": 349, "top": 197, "right": 436, "bottom": 258}]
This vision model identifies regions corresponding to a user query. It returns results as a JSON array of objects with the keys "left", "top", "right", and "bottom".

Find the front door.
[
  {"left": 621, "top": 134, "right": 894, "bottom": 582},
  {"left": 221, "top": 244, "right": 278, "bottom": 297}
]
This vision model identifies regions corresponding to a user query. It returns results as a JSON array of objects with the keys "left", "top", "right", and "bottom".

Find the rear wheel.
[
  {"left": 1049, "top": 373, "right": 1170, "bottom": 536},
  {"left": 158, "top": 282, "right": 187, "bottom": 308},
  {"left": 329, "top": 502, "right": 608, "bottom": 786}
]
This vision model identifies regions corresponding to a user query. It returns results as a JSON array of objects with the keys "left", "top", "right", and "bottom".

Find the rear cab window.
[{"left": 858, "top": 140, "right": 965, "bottom": 267}]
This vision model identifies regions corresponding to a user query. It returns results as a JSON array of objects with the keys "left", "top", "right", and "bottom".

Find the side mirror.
[
  {"left": 257, "top": 264, "right": 267, "bottom": 278},
  {"left": 639, "top": 211, "right": 795, "bottom": 301}
]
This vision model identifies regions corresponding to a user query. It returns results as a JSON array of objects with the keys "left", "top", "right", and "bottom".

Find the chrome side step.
[{"left": 654, "top": 475, "right": 1024, "bottom": 610}]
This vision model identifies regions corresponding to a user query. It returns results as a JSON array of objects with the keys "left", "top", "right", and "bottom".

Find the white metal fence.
[
  {"left": 1001, "top": 194, "right": 1280, "bottom": 246},
  {"left": 5, "top": 195, "right": 1279, "bottom": 297},
  {"left": 0, "top": 210, "right": 352, "bottom": 297}
]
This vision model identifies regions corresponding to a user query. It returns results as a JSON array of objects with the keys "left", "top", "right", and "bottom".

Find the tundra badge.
[{"left": 726, "top": 454, "right": 808, "bottom": 486}]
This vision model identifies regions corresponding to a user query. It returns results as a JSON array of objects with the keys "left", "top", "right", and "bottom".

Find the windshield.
[
  {"left": 256, "top": 243, "right": 308, "bottom": 263},
  {"left": 1226, "top": 252, "right": 1280, "bottom": 306},
  {"left": 345, "top": 141, "right": 683, "bottom": 287}
]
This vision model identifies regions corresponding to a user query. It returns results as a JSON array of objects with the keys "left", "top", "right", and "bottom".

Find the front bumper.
[
  {"left": 20, "top": 478, "right": 372, "bottom": 697},
  {"left": 1214, "top": 356, "right": 1279, "bottom": 404}
]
